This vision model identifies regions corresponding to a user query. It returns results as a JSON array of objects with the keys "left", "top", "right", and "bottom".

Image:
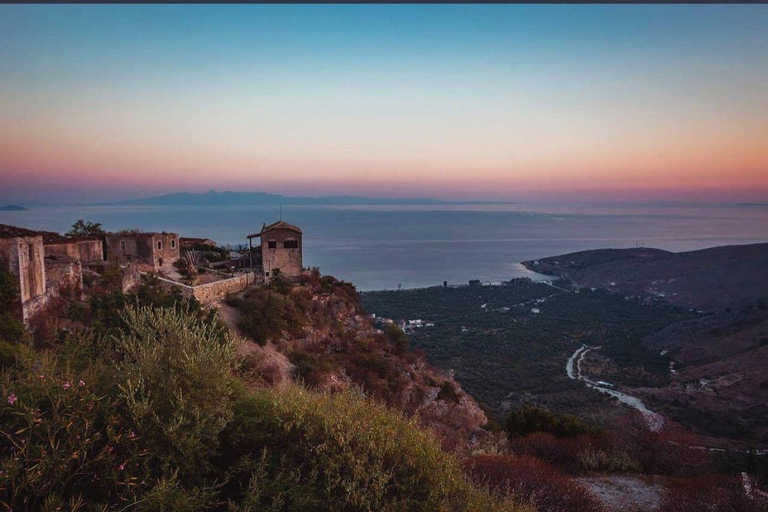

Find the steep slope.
[
  {"left": 644, "top": 299, "right": 768, "bottom": 365},
  {"left": 221, "top": 271, "right": 490, "bottom": 451},
  {"left": 638, "top": 299, "right": 768, "bottom": 443}
]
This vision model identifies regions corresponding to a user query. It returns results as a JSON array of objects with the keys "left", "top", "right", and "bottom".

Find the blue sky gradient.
[{"left": 1, "top": 5, "right": 766, "bottom": 202}]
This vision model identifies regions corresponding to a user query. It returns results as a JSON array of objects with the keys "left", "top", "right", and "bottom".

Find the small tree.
[{"left": 66, "top": 219, "right": 105, "bottom": 238}]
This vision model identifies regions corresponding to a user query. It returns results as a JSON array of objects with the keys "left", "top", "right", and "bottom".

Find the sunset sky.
[{"left": 1, "top": 5, "right": 767, "bottom": 203}]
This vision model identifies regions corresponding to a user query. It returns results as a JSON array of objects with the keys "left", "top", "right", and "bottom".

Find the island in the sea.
[{"left": 0, "top": 204, "right": 27, "bottom": 211}]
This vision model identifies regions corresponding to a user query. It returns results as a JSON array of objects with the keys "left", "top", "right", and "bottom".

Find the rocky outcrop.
[{"left": 222, "top": 274, "right": 490, "bottom": 452}]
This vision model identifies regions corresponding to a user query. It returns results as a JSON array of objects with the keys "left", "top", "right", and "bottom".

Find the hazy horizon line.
[{"left": 2, "top": 187, "right": 767, "bottom": 209}]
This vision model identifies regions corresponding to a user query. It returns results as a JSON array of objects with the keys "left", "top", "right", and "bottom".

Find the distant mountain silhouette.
[
  {"left": 113, "top": 190, "right": 506, "bottom": 206},
  {"left": 0, "top": 204, "right": 27, "bottom": 211}
]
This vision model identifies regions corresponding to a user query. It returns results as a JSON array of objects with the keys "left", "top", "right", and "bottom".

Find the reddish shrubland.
[
  {"left": 509, "top": 432, "right": 586, "bottom": 474},
  {"left": 508, "top": 411, "right": 710, "bottom": 477},
  {"left": 659, "top": 474, "right": 768, "bottom": 512},
  {"left": 612, "top": 412, "right": 711, "bottom": 476},
  {"left": 463, "top": 454, "right": 605, "bottom": 512}
]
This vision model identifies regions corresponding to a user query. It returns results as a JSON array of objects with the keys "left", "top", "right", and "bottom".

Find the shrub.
[
  {"left": 115, "top": 305, "right": 240, "bottom": 477},
  {"left": 288, "top": 349, "right": 338, "bottom": 386},
  {"left": 658, "top": 474, "right": 768, "bottom": 512},
  {"left": 505, "top": 405, "right": 596, "bottom": 439},
  {"left": 439, "top": 380, "right": 461, "bottom": 404},
  {"left": 612, "top": 412, "right": 710, "bottom": 476},
  {"left": 385, "top": 324, "right": 409, "bottom": 355},
  {"left": 140, "top": 472, "right": 217, "bottom": 512},
  {"left": 577, "top": 444, "right": 641, "bottom": 473},
  {"left": 463, "top": 454, "right": 605, "bottom": 512},
  {"left": 509, "top": 432, "right": 585, "bottom": 474},
  {"left": 226, "top": 286, "right": 309, "bottom": 345},
  {"left": 0, "top": 332, "right": 150, "bottom": 511},
  {"left": 0, "top": 340, "right": 21, "bottom": 368},
  {"left": 219, "top": 385, "right": 519, "bottom": 512},
  {"left": 86, "top": 275, "right": 220, "bottom": 337},
  {"left": 0, "top": 267, "right": 25, "bottom": 343},
  {"left": 510, "top": 430, "right": 643, "bottom": 475}
]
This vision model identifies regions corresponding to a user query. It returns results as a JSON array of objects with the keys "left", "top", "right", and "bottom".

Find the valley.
[{"left": 362, "top": 243, "right": 768, "bottom": 449}]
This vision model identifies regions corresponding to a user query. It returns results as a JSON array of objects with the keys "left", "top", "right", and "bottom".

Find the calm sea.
[{"left": 2, "top": 203, "right": 766, "bottom": 291}]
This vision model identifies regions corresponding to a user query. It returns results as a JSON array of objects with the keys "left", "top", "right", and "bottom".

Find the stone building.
[
  {"left": 0, "top": 228, "right": 46, "bottom": 321},
  {"left": 43, "top": 234, "right": 104, "bottom": 264},
  {"left": 247, "top": 220, "right": 303, "bottom": 280},
  {"left": 105, "top": 232, "right": 180, "bottom": 272},
  {"left": 0, "top": 224, "right": 94, "bottom": 322}
]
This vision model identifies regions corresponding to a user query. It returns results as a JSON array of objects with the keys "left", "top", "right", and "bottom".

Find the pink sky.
[{"left": 1, "top": 5, "right": 766, "bottom": 204}]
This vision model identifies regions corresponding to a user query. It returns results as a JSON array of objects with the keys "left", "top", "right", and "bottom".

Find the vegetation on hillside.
[
  {"left": 225, "top": 270, "right": 490, "bottom": 451},
  {"left": 1, "top": 263, "right": 765, "bottom": 511},
  {"left": 361, "top": 282, "right": 697, "bottom": 422},
  {"left": 0, "top": 303, "right": 521, "bottom": 512}
]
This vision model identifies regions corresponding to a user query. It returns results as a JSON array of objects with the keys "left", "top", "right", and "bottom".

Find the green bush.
[
  {"left": 219, "top": 385, "right": 520, "bottom": 512},
  {"left": 116, "top": 305, "right": 240, "bottom": 476},
  {"left": 0, "top": 340, "right": 21, "bottom": 368},
  {"left": 0, "top": 299, "right": 528, "bottom": 512},
  {"left": 439, "top": 380, "right": 461, "bottom": 404},
  {"left": 85, "top": 275, "right": 222, "bottom": 338},
  {"left": 226, "top": 285, "right": 309, "bottom": 345},
  {"left": 384, "top": 324, "right": 409, "bottom": 355},
  {"left": 0, "top": 332, "right": 149, "bottom": 511},
  {"left": 0, "top": 267, "right": 25, "bottom": 343},
  {"left": 506, "top": 406, "right": 596, "bottom": 439}
]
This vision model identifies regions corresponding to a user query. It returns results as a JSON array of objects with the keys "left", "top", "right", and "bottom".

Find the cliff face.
[{"left": 221, "top": 271, "right": 489, "bottom": 451}]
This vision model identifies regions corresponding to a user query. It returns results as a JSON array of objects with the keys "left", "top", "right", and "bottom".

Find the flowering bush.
[{"left": 0, "top": 335, "right": 149, "bottom": 511}]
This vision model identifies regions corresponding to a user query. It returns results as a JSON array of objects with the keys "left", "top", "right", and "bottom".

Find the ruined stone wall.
[
  {"left": 151, "top": 272, "right": 258, "bottom": 304},
  {"left": 21, "top": 260, "right": 82, "bottom": 322},
  {"left": 106, "top": 234, "right": 178, "bottom": 272},
  {"left": 45, "top": 240, "right": 103, "bottom": 263},
  {"left": 43, "top": 260, "right": 82, "bottom": 306},
  {"left": 261, "top": 229, "right": 303, "bottom": 279},
  {"left": 44, "top": 242, "right": 79, "bottom": 261},
  {"left": 153, "top": 276, "right": 194, "bottom": 299},
  {"left": 151, "top": 233, "right": 181, "bottom": 272},
  {"left": 0, "top": 236, "right": 46, "bottom": 304},
  {"left": 105, "top": 235, "right": 142, "bottom": 265},
  {"left": 120, "top": 265, "right": 144, "bottom": 294},
  {"left": 77, "top": 240, "right": 104, "bottom": 263},
  {"left": 191, "top": 273, "right": 257, "bottom": 303}
]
